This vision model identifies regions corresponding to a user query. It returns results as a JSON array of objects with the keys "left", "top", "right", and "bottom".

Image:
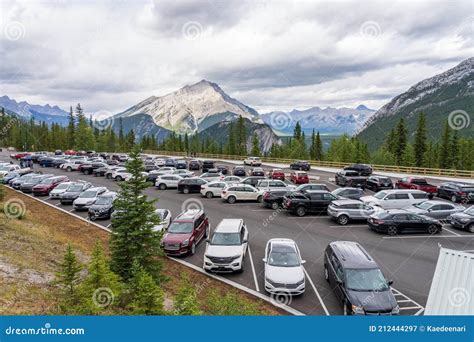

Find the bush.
[{"left": 205, "top": 290, "right": 261, "bottom": 315}]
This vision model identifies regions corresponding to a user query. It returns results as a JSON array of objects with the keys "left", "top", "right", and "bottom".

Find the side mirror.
[
  {"left": 387, "top": 279, "right": 393, "bottom": 286},
  {"left": 242, "top": 239, "right": 248, "bottom": 243},
  {"left": 262, "top": 258, "right": 267, "bottom": 263},
  {"left": 336, "top": 278, "right": 343, "bottom": 285},
  {"left": 301, "top": 260, "right": 306, "bottom": 264},
  {"left": 427, "top": 209, "right": 432, "bottom": 212}
]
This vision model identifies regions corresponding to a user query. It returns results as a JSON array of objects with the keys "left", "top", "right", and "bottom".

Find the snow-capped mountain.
[
  {"left": 115, "top": 80, "right": 260, "bottom": 134},
  {"left": 0, "top": 95, "right": 69, "bottom": 125},
  {"left": 358, "top": 57, "right": 474, "bottom": 149},
  {"left": 261, "top": 105, "right": 375, "bottom": 135}
]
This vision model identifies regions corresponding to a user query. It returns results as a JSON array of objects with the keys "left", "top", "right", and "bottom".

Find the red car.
[
  {"left": 268, "top": 169, "right": 285, "bottom": 181},
  {"left": 65, "top": 150, "right": 77, "bottom": 155},
  {"left": 290, "top": 171, "right": 309, "bottom": 184},
  {"left": 32, "top": 175, "right": 70, "bottom": 196},
  {"left": 161, "top": 209, "right": 209, "bottom": 256},
  {"left": 13, "top": 152, "right": 30, "bottom": 160},
  {"left": 395, "top": 177, "right": 437, "bottom": 194}
]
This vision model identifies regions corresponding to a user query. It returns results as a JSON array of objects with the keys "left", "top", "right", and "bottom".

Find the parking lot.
[{"left": 2, "top": 150, "right": 473, "bottom": 316}]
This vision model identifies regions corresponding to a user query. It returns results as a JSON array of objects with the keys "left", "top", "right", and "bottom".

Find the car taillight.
[
  {"left": 222, "top": 190, "right": 227, "bottom": 194},
  {"left": 263, "top": 192, "right": 270, "bottom": 199},
  {"left": 457, "top": 191, "right": 466, "bottom": 196},
  {"left": 201, "top": 185, "right": 205, "bottom": 189}
]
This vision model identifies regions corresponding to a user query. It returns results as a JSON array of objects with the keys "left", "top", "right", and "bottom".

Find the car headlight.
[
  {"left": 352, "top": 305, "right": 365, "bottom": 315},
  {"left": 181, "top": 239, "right": 189, "bottom": 247},
  {"left": 391, "top": 305, "right": 399, "bottom": 315},
  {"left": 460, "top": 218, "right": 470, "bottom": 223}
]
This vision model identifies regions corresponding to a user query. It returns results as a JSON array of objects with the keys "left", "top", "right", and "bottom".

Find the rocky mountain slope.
[{"left": 0, "top": 96, "right": 69, "bottom": 126}]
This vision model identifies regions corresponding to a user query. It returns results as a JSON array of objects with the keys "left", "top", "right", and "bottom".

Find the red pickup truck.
[{"left": 395, "top": 177, "right": 437, "bottom": 194}]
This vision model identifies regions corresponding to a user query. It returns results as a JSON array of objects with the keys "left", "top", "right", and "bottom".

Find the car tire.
[
  {"left": 427, "top": 224, "right": 439, "bottom": 235},
  {"left": 159, "top": 183, "right": 167, "bottom": 190},
  {"left": 296, "top": 206, "right": 306, "bottom": 217},
  {"left": 343, "top": 300, "right": 349, "bottom": 316},
  {"left": 467, "top": 224, "right": 474, "bottom": 233},
  {"left": 451, "top": 195, "right": 458, "bottom": 203},
  {"left": 324, "top": 265, "right": 329, "bottom": 282},
  {"left": 204, "top": 227, "right": 209, "bottom": 238},
  {"left": 190, "top": 242, "right": 196, "bottom": 255},
  {"left": 67, "top": 166, "right": 72, "bottom": 172},
  {"left": 387, "top": 225, "right": 398, "bottom": 236},
  {"left": 206, "top": 191, "right": 213, "bottom": 199},
  {"left": 106, "top": 174, "right": 111, "bottom": 179},
  {"left": 183, "top": 187, "right": 190, "bottom": 194},
  {"left": 271, "top": 201, "right": 279, "bottom": 210},
  {"left": 337, "top": 215, "right": 349, "bottom": 226},
  {"left": 227, "top": 196, "right": 237, "bottom": 204},
  {"left": 116, "top": 176, "right": 123, "bottom": 181},
  {"left": 89, "top": 216, "right": 96, "bottom": 221},
  {"left": 257, "top": 195, "right": 263, "bottom": 203}
]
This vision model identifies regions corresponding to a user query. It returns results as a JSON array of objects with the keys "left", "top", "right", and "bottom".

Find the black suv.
[
  {"left": 366, "top": 176, "right": 394, "bottom": 192},
  {"left": 290, "top": 160, "right": 310, "bottom": 171},
  {"left": 233, "top": 166, "right": 246, "bottom": 177},
  {"left": 88, "top": 192, "right": 116, "bottom": 220},
  {"left": 175, "top": 160, "right": 188, "bottom": 169},
  {"left": 343, "top": 163, "right": 373, "bottom": 176},
  {"left": 293, "top": 183, "right": 330, "bottom": 193},
  {"left": 202, "top": 160, "right": 215, "bottom": 173},
  {"left": 448, "top": 206, "right": 474, "bottom": 233},
  {"left": 437, "top": 182, "right": 474, "bottom": 203},
  {"left": 240, "top": 176, "right": 266, "bottom": 187},
  {"left": 216, "top": 165, "right": 229, "bottom": 175},
  {"left": 335, "top": 170, "right": 367, "bottom": 188},
  {"left": 282, "top": 190, "right": 337, "bottom": 216},
  {"left": 188, "top": 160, "right": 201, "bottom": 170},
  {"left": 81, "top": 162, "right": 108, "bottom": 175},
  {"left": 368, "top": 210, "right": 442, "bottom": 236},
  {"left": 324, "top": 241, "right": 398, "bottom": 315},
  {"left": 262, "top": 190, "right": 288, "bottom": 210},
  {"left": 177, "top": 178, "right": 208, "bottom": 194}
]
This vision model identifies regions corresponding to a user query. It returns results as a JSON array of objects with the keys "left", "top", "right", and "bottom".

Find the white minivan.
[{"left": 360, "top": 189, "right": 430, "bottom": 209}]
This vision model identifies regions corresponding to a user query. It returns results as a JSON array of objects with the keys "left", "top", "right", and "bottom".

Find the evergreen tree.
[
  {"left": 74, "top": 104, "right": 95, "bottom": 151},
  {"left": 55, "top": 244, "right": 82, "bottom": 312},
  {"left": 67, "top": 106, "right": 75, "bottom": 148},
  {"left": 394, "top": 118, "right": 407, "bottom": 165},
  {"left": 413, "top": 113, "right": 427, "bottom": 167},
  {"left": 251, "top": 133, "right": 260, "bottom": 156},
  {"left": 293, "top": 121, "right": 302, "bottom": 140},
  {"left": 438, "top": 121, "right": 451, "bottom": 169},
  {"left": 236, "top": 116, "right": 247, "bottom": 155},
  {"left": 450, "top": 130, "right": 460, "bottom": 169},
  {"left": 173, "top": 274, "right": 202, "bottom": 315},
  {"left": 315, "top": 131, "right": 323, "bottom": 160}
]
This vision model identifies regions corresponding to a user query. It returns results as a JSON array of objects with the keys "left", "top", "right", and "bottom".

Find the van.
[{"left": 360, "top": 189, "right": 429, "bottom": 209}]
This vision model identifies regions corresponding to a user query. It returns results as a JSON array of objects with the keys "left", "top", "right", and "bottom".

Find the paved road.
[{"left": 3, "top": 152, "right": 473, "bottom": 316}]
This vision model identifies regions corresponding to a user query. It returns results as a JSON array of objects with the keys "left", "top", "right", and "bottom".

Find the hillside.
[
  {"left": 358, "top": 58, "right": 474, "bottom": 150},
  {"left": 0, "top": 96, "right": 69, "bottom": 126}
]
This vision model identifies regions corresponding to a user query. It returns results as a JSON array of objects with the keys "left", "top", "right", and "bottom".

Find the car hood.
[
  {"left": 62, "top": 191, "right": 81, "bottom": 197},
  {"left": 74, "top": 197, "right": 96, "bottom": 205},
  {"left": 50, "top": 188, "right": 67, "bottom": 194},
  {"left": 32, "top": 184, "right": 49, "bottom": 189},
  {"left": 89, "top": 204, "right": 111, "bottom": 211},
  {"left": 206, "top": 245, "right": 243, "bottom": 258},
  {"left": 347, "top": 288, "right": 397, "bottom": 312},
  {"left": 405, "top": 207, "right": 425, "bottom": 215},
  {"left": 451, "top": 212, "right": 474, "bottom": 220},
  {"left": 360, "top": 195, "right": 377, "bottom": 203},
  {"left": 266, "top": 265, "right": 304, "bottom": 283},
  {"left": 163, "top": 232, "right": 192, "bottom": 243}
]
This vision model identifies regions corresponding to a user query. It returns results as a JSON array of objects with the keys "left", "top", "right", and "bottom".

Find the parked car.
[
  {"left": 406, "top": 200, "right": 465, "bottom": 220},
  {"left": 161, "top": 209, "right": 209, "bottom": 255},
  {"left": 283, "top": 190, "right": 337, "bottom": 216},
  {"left": 104, "top": 166, "right": 122, "bottom": 179},
  {"left": 73, "top": 186, "right": 108, "bottom": 211},
  {"left": 360, "top": 189, "right": 430, "bottom": 210},
  {"left": 324, "top": 241, "right": 398, "bottom": 315},
  {"left": 52, "top": 157, "right": 68, "bottom": 168},
  {"left": 203, "top": 219, "right": 248, "bottom": 273},
  {"left": 80, "top": 162, "right": 108, "bottom": 175},
  {"left": 232, "top": 166, "right": 247, "bottom": 177},
  {"left": 222, "top": 176, "right": 242, "bottom": 183},
  {"left": 290, "top": 160, "right": 310, "bottom": 171},
  {"left": 144, "top": 161, "right": 158, "bottom": 172},
  {"left": 395, "top": 177, "right": 437, "bottom": 196},
  {"left": 59, "top": 182, "right": 93, "bottom": 204},
  {"left": 112, "top": 169, "right": 131, "bottom": 181},
  {"left": 437, "top": 182, "right": 474, "bottom": 203},
  {"left": 153, "top": 167, "right": 176, "bottom": 176},
  {"left": 256, "top": 179, "right": 295, "bottom": 192},
  {"left": 368, "top": 210, "right": 442, "bottom": 236},
  {"left": 49, "top": 181, "right": 74, "bottom": 199},
  {"left": 290, "top": 171, "right": 309, "bottom": 184},
  {"left": 199, "top": 171, "right": 223, "bottom": 182},
  {"left": 0, "top": 164, "right": 22, "bottom": 178},
  {"left": 200, "top": 180, "right": 227, "bottom": 198},
  {"left": 177, "top": 177, "right": 208, "bottom": 194},
  {"left": 328, "top": 199, "right": 379, "bottom": 225},
  {"left": 343, "top": 163, "right": 373, "bottom": 176},
  {"left": 250, "top": 167, "right": 265, "bottom": 177},
  {"left": 93, "top": 165, "right": 110, "bottom": 177},
  {"left": 202, "top": 160, "right": 215, "bottom": 173},
  {"left": 448, "top": 206, "right": 474, "bottom": 233},
  {"left": 152, "top": 209, "right": 172, "bottom": 232},
  {"left": 263, "top": 239, "right": 305, "bottom": 295},
  {"left": 214, "top": 165, "right": 228, "bottom": 175},
  {"left": 2, "top": 171, "right": 23, "bottom": 184},
  {"left": 293, "top": 183, "right": 330, "bottom": 193},
  {"left": 240, "top": 176, "right": 266, "bottom": 187},
  {"left": 32, "top": 175, "right": 69, "bottom": 196},
  {"left": 221, "top": 184, "right": 262, "bottom": 204},
  {"left": 88, "top": 192, "right": 117, "bottom": 220},
  {"left": 365, "top": 176, "right": 394, "bottom": 192},
  {"left": 262, "top": 190, "right": 288, "bottom": 210},
  {"left": 172, "top": 169, "right": 194, "bottom": 178},
  {"left": 175, "top": 160, "right": 188, "bottom": 169},
  {"left": 188, "top": 160, "right": 201, "bottom": 170},
  {"left": 331, "top": 187, "right": 365, "bottom": 200},
  {"left": 268, "top": 169, "right": 285, "bottom": 180},
  {"left": 20, "top": 174, "right": 54, "bottom": 193},
  {"left": 11, "top": 173, "right": 36, "bottom": 189},
  {"left": 60, "top": 160, "right": 85, "bottom": 172},
  {"left": 165, "top": 158, "right": 176, "bottom": 167},
  {"left": 243, "top": 156, "right": 262, "bottom": 166},
  {"left": 335, "top": 170, "right": 367, "bottom": 188},
  {"left": 155, "top": 174, "right": 184, "bottom": 190},
  {"left": 39, "top": 157, "right": 56, "bottom": 167}
]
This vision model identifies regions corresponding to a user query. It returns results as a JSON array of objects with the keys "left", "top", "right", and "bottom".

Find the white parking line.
[
  {"left": 106, "top": 224, "right": 112, "bottom": 229},
  {"left": 391, "top": 287, "right": 424, "bottom": 316},
  {"left": 329, "top": 225, "right": 368, "bottom": 228},
  {"left": 251, "top": 209, "right": 272, "bottom": 212},
  {"left": 55, "top": 203, "right": 62, "bottom": 207},
  {"left": 383, "top": 234, "right": 474, "bottom": 239},
  {"left": 443, "top": 227, "right": 461, "bottom": 236},
  {"left": 69, "top": 208, "right": 75, "bottom": 212},
  {"left": 247, "top": 245, "right": 260, "bottom": 292},
  {"left": 287, "top": 216, "right": 330, "bottom": 219},
  {"left": 303, "top": 267, "right": 329, "bottom": 316}
]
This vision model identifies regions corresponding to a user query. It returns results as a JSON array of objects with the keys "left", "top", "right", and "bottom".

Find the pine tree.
[
  {"left": 438, "top": 121, "right": 451, "bottom": 169},
  {"left": 74, "top": 104, "right": 95, "bottom": 151},
  {"left": 110, "top": 146, "right": 163, "bottom": 282},
  {"left": 394, "top": 118, "right": 407, "bottom": 165},
  {"left": 315, "top": 131, "right": 323, "bottom": 160},
  {"left": 251, "top": 133, "right": 260, "bottom": 156},
  {"left": 236, "top": 116, "right": 247, "bottom": 155},
  {"left": 55, "top": 244, "right": 83, "bottom": 312},
  {"left": 293, "top": 121, "right": 302, "bottom": 140},
  {"left": 413, "top": 112, "right": 427, "bottom": 167},
  {"left": 450, "top": 130, "right": 460, "bottom": 169},
  {"left": 173, "top": 274, "right": 202, "bottom": 315},
  {"left": 67, "top": 106, "right": 75, "bottom": 148}
]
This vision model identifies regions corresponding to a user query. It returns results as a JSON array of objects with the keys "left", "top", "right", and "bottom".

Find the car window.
[
  {"left": 439, "top": 204, "right": 454, "bottom": 210},
  {"left": 393, "top": 214, "right": 407, "bottom": 220},
  {"left": 386, "top": 194, "right": 397, "bottom": 200},
  {"left": 395, "top": 194, "right": 410, "bottom": 200},
  {"left": 412, "top": 193, "right": 429, "bottom": 199},
  {"left": 310, "top": 193, "right": 323, "bottom": 200}
]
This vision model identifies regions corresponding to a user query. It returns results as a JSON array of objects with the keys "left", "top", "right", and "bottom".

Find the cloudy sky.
[{"left": 0, "top": 0, "right": 472, "bottom": 115}]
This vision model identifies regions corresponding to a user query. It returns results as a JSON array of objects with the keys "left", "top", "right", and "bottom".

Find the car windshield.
[
  {"left": 379, "top": 178, "right": 391, "bottom": 183},
  {"left": 463, "top": 207, "right": 474, "bottom": 216},
  {"left": 20, "top": 175, "right": 33, "bottom": 182},
  {"left": 460, "top": 186, "right": 474, "bottom": 191},
  {"left": 31, "top": 177, "right": 46, "bottom": 184},
  {"left": 79, "top": 190, "right": 97, "bottom": 198},
  {"left": 268, "top": 245, "right": 300, "bottom": 267},
  {"left": 414, "top": 202, "right": 432, "bottom": 210},
  {"left": 411, "top": 179, "right": 428, "bottom": 185},
  {"left": 345, "top": 268, "right": 388, "bottom": 291},
  {"left": 40, "top": 178, "right": 56, "bottom": 184},
  {"left": 95, "top": 196, "right": 113, "bottom": 205},
  {"left": 68, "top": 185, "right": 84, "bottom": 192},
  {"left": 55, "top": 183, "right": 70, "bottom": 190},
  {"left": 210, "top": 232, "right": 241, "bottom": 246},
  {"left": 167, "top": 222, "right": 193, "bottom": 234},
  {"left": 374, "top": 191, "right": 387, "bottom": 199},
  {"left": 0, "top": 165, "right": 12, "bottom": 171}
]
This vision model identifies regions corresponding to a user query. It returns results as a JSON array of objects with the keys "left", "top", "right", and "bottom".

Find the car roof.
[
  {"left": 381, "top": 189, "right": 425, "bottom": 194},
  {"left": 215, "top": 219, "right": 243, "bottom": 233},
  {"left": 176, "top": 209, "right": 203, "bottom": 221},
  {"left": 305, "top": 189, "right": 330, "bottom": 194},
  {"left": 332, "top": 199, "right": 363, "bottom": 205},
  {"left": 269, "top": 238, "right": 297, "bottom": 250},
  {"left": 88, "top": 187, "right": 106, "bottom": 192},
  {"left": 329, "top": 241, "right": 378, "bottom": 269}
]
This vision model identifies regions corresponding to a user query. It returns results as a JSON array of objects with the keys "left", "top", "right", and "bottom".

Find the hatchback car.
[
  {"left": 324, "top": 241, "right": 398, "bottom": 315},
  {"left": 177, "top": 177, "right": 208, "bottom": 194},
  {"left": 60, "top": 182, "right": 93, "bottom": 204},
  {"left": 290, "top": 171, "right": 309, "bottom": 184},
  {"left": 188, "top": 160, "right": 201, "bottom": 170},
  {"left": 200, "top": 180, "right": 227, "bottom": 198},
  {"left": 32, "top": 175, "right": 69, "bottom": 196},
  {"left": 263, "top": 239, "right": 305, "bottom": 295},
  {"left": 406, "top": 200, "right": 465, "bottom": 220},
  {"left": 331, "top": 187, "right": 365, "bottom": 200},
  {"left": 250, "top": 167, "right": 265, "bottom": 177},
  {"left": 437, "top": 182, "right": 474, "bottom": 203},
  {"left": 161, "top": 209, "right": 209, "bottom": 255},
  {"left": 202, "top": 160, "right": 216, "bottom": 173},
  {"left": 203, "top": 219, "right": 249, "bottom": 273},
  {"left": 88, "top": 192, "right": 117, "bottom": 220},
  {"left": 73, "top": 187, "right": 108, "bottom": 211},
  {"left": 368, "top": 210, "right": 442, "bottom": 235},
  {"left": 268, "top": 169, "right": 285, "bottom": 180},
  {"left": 328, "top": 199, "right": 379, "bottom": 225},
  {"left": 155, "top": 175, "right": 183, "bottom": 190},
  {"left": 448, "top": 206, "right": 474, "bottom": 233},
  {"left": 152, "top": 209, "right": 172, "bottom": 232},
  {"left": 221, "top": 184, "right": 262, "bottom": 204}
]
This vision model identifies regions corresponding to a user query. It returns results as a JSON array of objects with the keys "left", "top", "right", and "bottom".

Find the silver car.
[
  {"left": 406, "top": 200, "right": 465, "bottom": 220},
  {"left": 327, "top": 199, "right": 379, "bottom": 225}
]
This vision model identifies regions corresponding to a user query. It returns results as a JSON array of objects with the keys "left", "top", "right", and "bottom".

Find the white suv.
[
  {"left": 155, "top": 174, "right": 183, "bottom": 190},
  {"left": 256, "top": 179, "right": 295, "bottom": 192},
  {"left": 360, "top": 189, "right": 430, "bottom": 209},
  {"left": 60, "top": 160, "right": 85, "bottom": 172},
  {"left": 203, "top": 219, "right": 249, "bottom": 273},
  {"left": 221, "top": 184, "right": 262, "bottom": 204},
  {"left": 201, "top": 180, "right": 227, "bottom": 198},
  {"left": 244, "top": 156, "right": 262, "bottom": 166}
]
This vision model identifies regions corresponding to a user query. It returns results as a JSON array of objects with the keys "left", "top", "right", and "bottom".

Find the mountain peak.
[{"left": 356, "top": 104, "right": 370, "bottom": 110}]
